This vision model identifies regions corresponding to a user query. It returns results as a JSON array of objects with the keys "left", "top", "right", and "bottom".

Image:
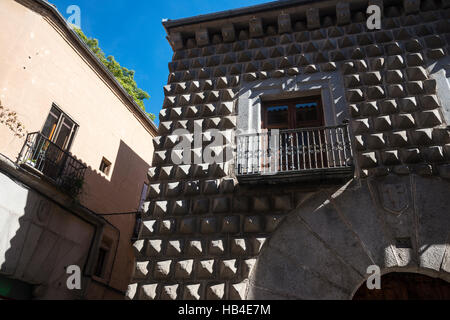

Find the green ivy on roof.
[{"left": 73, "top": 27, "right": 156, "bottom": 121}]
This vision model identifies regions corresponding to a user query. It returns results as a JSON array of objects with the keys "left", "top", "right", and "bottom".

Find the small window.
[
  {"left": 94, "top": 247, "right": 109, "bottom": 278},
  {"left": 99, "top": 157, "right": 112, "bottom": 176},
  {"left": 94, "top": 238, "right": 112, "bottom": 280}
]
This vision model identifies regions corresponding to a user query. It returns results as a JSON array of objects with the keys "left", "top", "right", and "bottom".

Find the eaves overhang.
[{"left": 162, "top": 0, "right": 373, "bottom": 33}]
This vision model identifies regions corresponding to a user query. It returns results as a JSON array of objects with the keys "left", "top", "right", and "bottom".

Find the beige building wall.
[{"left": 0, "top": 0, "right": 156, "bottom": 298}]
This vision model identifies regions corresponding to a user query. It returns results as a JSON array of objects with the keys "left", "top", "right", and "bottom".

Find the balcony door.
[
  {"left": 41, "top": 105, "right": 78, "bottom": 151},
  {"left": 262, "top": 96, "right": 324, "bottom": 130},
  {"left": 262, "top": 96, "right": 326, "bottom": 171},
  {"left": 37, "top": 105, "right": 78, "bottom": 180}
]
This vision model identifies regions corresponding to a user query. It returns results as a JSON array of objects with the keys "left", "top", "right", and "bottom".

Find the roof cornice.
[
  {"left": 162, "top": 0, "right": 374, "bottom": 31},
  {"left": 161, "top": 0, "right": 378, "bottom": 50},
  {"left": 163, "top": 0, "right": 320, "bottom": 30}
]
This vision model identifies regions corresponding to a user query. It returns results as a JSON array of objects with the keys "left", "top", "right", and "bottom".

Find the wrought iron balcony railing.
[
  {"left": 17, "top": 132, "right": 87, "bottom": 197},
  {"left": 236, "top": 124, "right": 354, "bottom": 183}
]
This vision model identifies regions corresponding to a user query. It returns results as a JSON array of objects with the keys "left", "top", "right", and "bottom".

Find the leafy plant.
[
  {"left": 73, "top": 28, "right": 156, "bottom": 121},
  {"left": 59, "top": 174, "right": 85, "bottom": 199}
]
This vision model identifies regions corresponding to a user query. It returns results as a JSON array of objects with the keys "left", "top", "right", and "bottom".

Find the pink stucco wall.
[{"left": 0, "top": 0, "right": 156, "bottom": 298}]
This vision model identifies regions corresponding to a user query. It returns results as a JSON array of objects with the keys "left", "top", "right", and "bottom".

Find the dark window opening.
[
  {"left": 94, "top": 247, "right": 108, "bottom": 278},
  {"left": 99, "top": 157, "right": 112, "bottom": 176}
]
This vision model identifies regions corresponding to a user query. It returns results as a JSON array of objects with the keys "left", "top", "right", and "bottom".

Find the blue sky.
[{"left": 48, "top": 0, "right": 270, "bottom": 124}]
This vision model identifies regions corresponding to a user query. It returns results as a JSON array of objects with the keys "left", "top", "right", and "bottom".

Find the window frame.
[
  {"left": 261, "top": 96, "right": 324, "bottom": 130},
  {"left": 99, "top": 157, "right": 112, "bottom": 176},
  {"left": 40, "top": 103, "right": 79, "bottom": 151},
  {"left": 93, "top": 237, "right": 114, "bottom": 281},
  {"left": 93, "top": 247, "right": 109, "bottom": 279}
]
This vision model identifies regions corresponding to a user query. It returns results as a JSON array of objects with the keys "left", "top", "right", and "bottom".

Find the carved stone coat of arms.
[{"left": 379, "top": 183, "right": 409, "bottom": 215}]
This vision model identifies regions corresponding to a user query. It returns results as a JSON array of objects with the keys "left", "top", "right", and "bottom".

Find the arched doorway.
[{"left": 353, "top": 273, "right": 450, "bottom": 300}]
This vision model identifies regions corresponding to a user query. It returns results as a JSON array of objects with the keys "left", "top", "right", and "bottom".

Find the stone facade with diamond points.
[{"left": 128, "top": 0, "right": 450, "bottom": 300}]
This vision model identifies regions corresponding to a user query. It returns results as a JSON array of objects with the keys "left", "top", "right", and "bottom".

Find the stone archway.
[
  {"left": 353, "top": 272, "right": 450, "bottom": 300},
  {"left": 246, "top": 175, "right": 450, "bottom": 300}
]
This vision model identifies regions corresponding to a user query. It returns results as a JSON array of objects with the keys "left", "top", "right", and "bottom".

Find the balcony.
[
  {"left": 17, "top": 132, "right": 87, "bottom": 197},
  {"left": 236, "top": 124, "right": 354, "bottom": 184}
]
